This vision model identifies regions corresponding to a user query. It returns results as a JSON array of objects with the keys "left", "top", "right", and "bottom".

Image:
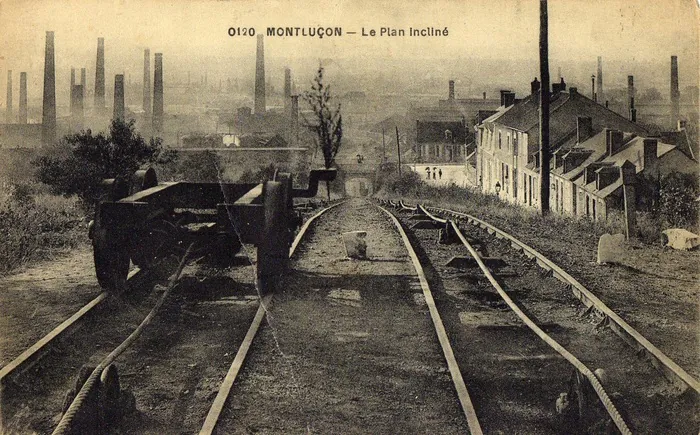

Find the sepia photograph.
[{"left": 0, "top": 0, "right": 698, "bottom": 433}]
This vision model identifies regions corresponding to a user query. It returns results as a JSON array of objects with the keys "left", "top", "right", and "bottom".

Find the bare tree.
[{"left": 302, "top": 64, "right": 342, "bottom": 200}]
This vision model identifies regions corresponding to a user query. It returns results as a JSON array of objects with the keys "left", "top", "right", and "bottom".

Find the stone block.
[
  {"left": 342, "top": 231, "right": 367, "bottom": 259},
  {"left": 662, "top": 228, "right": 700, "bottom": 250},
  {"left": 597, "top": 233, "right": 626, "bottom": 264}
]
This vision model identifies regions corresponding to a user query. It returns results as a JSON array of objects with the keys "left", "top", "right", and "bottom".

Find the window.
[
  {"left": 513, "top": 133, "right": 519, "bottom": 155},
  {"left": 498, "top": 132, "right": 502, "bottom": 149},
  {"left": 507, "top": 132, "right": 511, "bottom": 152}
]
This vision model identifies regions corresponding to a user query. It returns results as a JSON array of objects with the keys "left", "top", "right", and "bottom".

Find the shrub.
[
  {"left": 659, "top": 171, "right": 699, "bottom": 229},
  {"left": 34, "top": 119, "right": 176, "bottom": 206}
]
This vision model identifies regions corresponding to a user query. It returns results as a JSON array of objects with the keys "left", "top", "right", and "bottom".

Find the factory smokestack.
[
  {"left": 254, "top": 34, "right": 266, "bottom": 114},
  {"left": 153, "top": 53, "right": 164, "bottom": 132},
  {"left": 72, "top": 85, "right": 84, "bottom": 126},
  {"left": 94, "top": 37, "right": 105, "bottom": 110},
  {"left": 80, "top": 68, "right": 86, "bottom": 109},
  {"left": 6, "top": 70, "right": 12, "bottom": 123},
  {"left": 143, "top": 48, "right": 151, "bottom": 115},
  {"left": 113, "top": 74, "right": 125, "bottom": 121},
  {"left": 42, "top": 31, "right": 56, "bottom": 145},
  {"left": 670, "top": 55, "right": 680, "bottom": 127},
  {"left": 448, "top": 80, "right": 455, "bottom": 100},
  {"left": 290, "top": 94, "right": 299, "bottom": 147},
  {"left": 596, "top": 56, "right": 604, "bottom": 104},
  {"left": 284, "top": 67, "right": 291, "bottom": 115},
  {"left": 70, "top": 68, "right": 75, "bottom": 114},
  {"left": 19, "top": 72, "right": 27, "bottom": 124},
  {"left": 627, "top": 75, "right": 636, "bottom": 122}
]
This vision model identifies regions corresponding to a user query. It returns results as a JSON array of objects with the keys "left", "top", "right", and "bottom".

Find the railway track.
[
  {"left": 2, "top": 197, "right": 697, "bottom": 433},
  {"left": 380, "top": 199, "right": 699, "bottom": 433},
  {"left": 0, "top": 200, "right": 332, "bottom": 434}
]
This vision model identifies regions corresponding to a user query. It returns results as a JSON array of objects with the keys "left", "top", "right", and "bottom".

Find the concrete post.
[{"left": 620, "top": 162, "right": 637, "bottom": 240}]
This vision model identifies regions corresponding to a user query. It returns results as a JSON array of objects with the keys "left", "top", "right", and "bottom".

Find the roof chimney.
[
  {"left": 482, "top": 91, "right": 486, "bottom": 100},
  {"left": 643, "top": 138, "right": 658, "bottom": 171},
  {"left": 670, "top": 56, "right": 680, "bottom": 127},
  {"left": 577, "top": 116, "right": 593, "bottom": 143},
  {"left": 531, "top": 77, "right": 540, "bottom": 98},
  {"left": 19, "top": 72, "right": 27, "bottom": 124},
  {"left": 500, "top": 90, "right": 515, "bottom": 107},
  {"left": 606, "top": 129, "right": 624, "bottom": 156},
  {"left": 42, "top": 31, "right": 56, "bottom": 145},
  {"left": 94, "top": 37, "right": 105, "bottom": 110},
  {"left": 552, "top": 77, "right": 566, "bottom": 94}
]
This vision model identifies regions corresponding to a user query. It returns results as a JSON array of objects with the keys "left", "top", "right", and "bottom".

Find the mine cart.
[{"left": 88, "top": 168, "right": 336, "bottom": 293}]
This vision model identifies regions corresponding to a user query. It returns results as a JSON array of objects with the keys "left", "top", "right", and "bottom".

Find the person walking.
[
  {"left": 433, "top": 167, "right": 437, "bottom": 180},
  {"left": 425, "top": 167, "right": 431, "bottom": 179},
  {"left": 438, "top": 168, "right": 443, "bottom": 180}
]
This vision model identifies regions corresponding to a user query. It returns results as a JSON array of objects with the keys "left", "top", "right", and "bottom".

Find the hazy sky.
[{"left": 0, "top": 0, "right": 698, "bottom": 102}]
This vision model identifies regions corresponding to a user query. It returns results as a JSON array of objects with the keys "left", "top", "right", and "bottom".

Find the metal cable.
[
  {"left": 446, "top": 219, "right": 632, "bottom": 434},
  {"left": 52, "top": 243, "right": 195, "bottom": 435}
]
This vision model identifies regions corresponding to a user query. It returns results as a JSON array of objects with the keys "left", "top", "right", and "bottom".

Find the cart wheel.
[
  {"left": 93, "top": 228, "right": 130, "bottom": 293},
  {"left": 92, "top": 178, "right": 131, "bottom": 292},
  {"left": 257, "top": 180, "right": 289, "bottom": 294}
]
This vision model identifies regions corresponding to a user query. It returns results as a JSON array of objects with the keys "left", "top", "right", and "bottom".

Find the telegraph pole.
[
  {"left": 396, "top": 126, "right": 402, "bottom": 177},
  {"left": 539, "top": 0, "right": 551, "bottom": 215}
]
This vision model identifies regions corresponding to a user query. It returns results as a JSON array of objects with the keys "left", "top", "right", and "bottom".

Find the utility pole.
[
  {"left": 539, "top": 0, "right": 551, "bottom": 215},
  {"left": 396, "top": 126, "right": 402, "bottom": 177}
]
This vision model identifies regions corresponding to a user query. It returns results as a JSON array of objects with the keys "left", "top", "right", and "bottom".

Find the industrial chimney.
[
  {"left": 153, "top": 53, "right": 164, "bottom": 132},
  {"left": 254, "top": 34, "right": 266, "bottom": 114},
  {"left": 284, "top": 67, "right": 291, "bottom": 115},
  {"left": 94, "top": 37, "right": 105, "bottom": 110},
  {"left": 290, "top": 94, "right": 299, "bottom": 147},
  {"left": 42, "top": 31, "right": 56, "bottom": 145},
  {"left": 72, "top": 85, "right": 84, "bottom": 126},
  {"left": 596, "top": 56, "right": 604, "bottom": 104},
  {"left": 6, "top": 70, "right": 12, "bottom": 123},
  {"left": 627, "top": 75, "right": 636, "bottom": 122},
  {"left": 448, "top": 80, "right": 455, "bottom": 100},
  {"left": 19, "top": 72, "right": 27, "bottom": 124},
  {"left": 143, "top": 49, "right": 151, "bottom": 115},
  {"left": 670, "top": 56, "right": 680, "bottom": 127},
  {"left": 70, "top": 68, "right": 76, "bottom": 114},
  {"left": 113, "top": 74, "right": 125, "bottom": 121},
  {"left": 80, "top": 68, "right": 86, "bottom": 109}
]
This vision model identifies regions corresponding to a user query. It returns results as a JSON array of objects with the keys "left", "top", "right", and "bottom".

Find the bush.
[
  {"left": 34, "top": 119, "right": 176, "bottom": 206},
  {"left": 376, "top": 168, "right": 423, "bottom": 196},
  {"left": 0, "top": 190, "right": 85, "bottom": 275},
  {"left": 659, "top": 171, "right": 699, "bottom": 229},
  {"left": 175, "top": 150, "right": 223, "bottom": 182}
]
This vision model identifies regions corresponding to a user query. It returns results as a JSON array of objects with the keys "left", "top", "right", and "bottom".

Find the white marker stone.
[
  {"left": 597, "top": 233, "right": 627, "bottom": 264},
  {"left": 342, "top": 231, "right": 368, "bottom": 259}
]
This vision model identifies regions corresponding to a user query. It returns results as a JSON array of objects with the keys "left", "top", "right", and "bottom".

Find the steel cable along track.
[
  {"left": 199, "top": 200, "right": 346, "bottom": 435},
  {"left": 417, "top": 202, "right": 700, "bottom": 397},
  {"left": 0, "top": 265, "right": 157, "bottom": 389},
  {"left": 414, "top": 204, "right": 630, "bottom": 434}
]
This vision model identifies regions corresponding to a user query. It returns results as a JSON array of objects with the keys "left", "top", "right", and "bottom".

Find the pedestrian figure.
[
  {"left": 433, "top": 167, "right": 437, "bottom": 180},
  {"left": 439, "top": 168, "right": 443, "bottom": 179},
  {"left": 425, "top": 167, "right": 431, "bottom": 180}
]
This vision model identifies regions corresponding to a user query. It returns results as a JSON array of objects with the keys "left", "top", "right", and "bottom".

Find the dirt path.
[
  {"left": 0, "top": 247, "right": 101, "bottom": 368},
  {"left": 217, "top": 199, "right": 467, "bottom": 433}
]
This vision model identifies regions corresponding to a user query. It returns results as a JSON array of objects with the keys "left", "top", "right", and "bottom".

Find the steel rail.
[
  {"left": 378, "top": 204, "right": 483, "bottom": 435},
  {"left": 199, "top": 200, "right": 347, "bottom": 435},
  {"left": 423, "top": 203, "right": 700, "bottom": 396},
  {"left": 0, "top": 267, "right": 145, "bottom": 386}
]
